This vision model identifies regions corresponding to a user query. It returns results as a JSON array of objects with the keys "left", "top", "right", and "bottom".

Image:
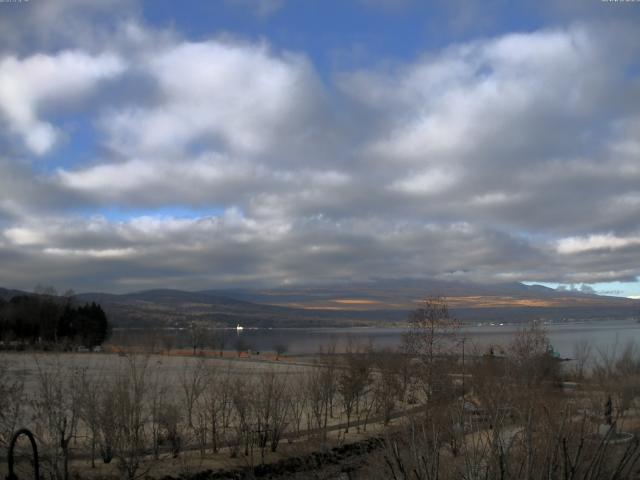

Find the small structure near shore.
[{"left": 588, "top": 395, "right": 634, "bottom": 445}]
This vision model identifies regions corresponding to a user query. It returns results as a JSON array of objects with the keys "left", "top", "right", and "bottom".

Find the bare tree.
[
  {"left": 148, "top": 364, "right": 169, "bottom": 460},
  {"left": 110, "top": 355, "right": 150, "bottom": 480},
  {"left": 77, "top": 367, "right": 104, "bottom": 468},
  {"left": 373, "top": 350, "right": 402, "bottom": 426},
  {"left": 267, "top": 371, "right": 290, "bottom": 453},
  {"left": 213, "top": 333, "right": 227, "bottom": 357},
  {"left": 571, "top": 339, "right": 592, "bottom": 380},
  {"left": 306, "top": 358, "right": 337, "bottom": 447},
  {"left": 181, "top": 359, "right": 206, "bottom": 434},
  {"left": 157, "top": 403, "right": 182, "bottom": 458},
  {"left": 403, "top": 296, "right": 459, "bottom": 405},
  {"left": 593, "top": 341, "right": 640, "bottom": 419},
  {"left": 230, "top": 376, "right": 252, "bottom": 458},
  {"left": 288, "top": 373, "right": 309, "bottom": 437},
  {"left": 0, "top": 356, "right": 25, "bottom": 448},
  {"left": 161, "top": 333, "right": 175, "bottom": 355},
  {"left": 189, "top": 322, "right": 207, "bottom": 355},
  {"left": 180, "top": 359, "right": 207, "bottom": 456},
  {"left": 31, "top": 357, "right": 81, "bottom": 480},
  {"left": 253, "top": 370, "right": 290, "bottom": 463},
  {"left": 204, "top": 364, "right": 233, "bottom": 454},
  {"left": 338, "top": 343, "right": 372, "bottom": 433},
  {"left": 274, "top": 343, "right": 288, "bottom": 360},
  {"left": 96, "top": 384, "right": 118, "bottom": 464},
  {"left": 508, "top": 322, "right": 559, "bottom": 389},
  {"left": 235, "top": 337, "right": 249, "bottom": 358}
]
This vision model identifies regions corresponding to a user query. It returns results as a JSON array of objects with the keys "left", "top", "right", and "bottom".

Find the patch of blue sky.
[
  {"left": 71, "top": 206, "right": 226, "bottom": 223},
  {"left": 139, "top": 1, "right": 548, "bottom": 81},
  {"left": 34, "top": 111, "right": 99, "bottom": 174},
  {"left": 523, "top": 280, "right": 640, "bottom": 299}
]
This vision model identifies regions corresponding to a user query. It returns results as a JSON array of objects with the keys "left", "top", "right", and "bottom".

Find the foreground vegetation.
[{"left": 2, "top": 298, "right": 640, "bottom": 479}]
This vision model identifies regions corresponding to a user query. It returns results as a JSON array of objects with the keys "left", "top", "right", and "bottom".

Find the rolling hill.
[{"left": 2, "top": 280, "right": 638, "bottom": 328}]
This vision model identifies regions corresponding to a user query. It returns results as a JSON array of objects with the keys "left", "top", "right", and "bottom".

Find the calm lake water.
[{"left": 114, "top": 319, "right": 640, "bottom": 359}]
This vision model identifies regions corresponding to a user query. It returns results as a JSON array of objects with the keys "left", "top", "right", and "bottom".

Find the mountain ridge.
[{"left": 1, "top": 280, "right": 638, "bottom": 328}]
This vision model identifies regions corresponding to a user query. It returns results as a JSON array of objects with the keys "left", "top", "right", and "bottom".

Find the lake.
[{"left": 113, "top": 319, "right": 640, "bottom": 359}]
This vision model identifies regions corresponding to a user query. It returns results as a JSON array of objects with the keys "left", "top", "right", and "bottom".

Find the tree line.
[{"left": 0, "top": 291, "right": 110, "bottom": 348}]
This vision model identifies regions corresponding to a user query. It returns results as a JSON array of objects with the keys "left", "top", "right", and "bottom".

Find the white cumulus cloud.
[
  {"left": 101, "top": 39, "right": 320, "bottom": 157},
  {"left": 0, "top": 50, "right": 125, "bottom": 154},
  {"left": 556, "top": 234, "right": 640, "bottom": 254}
]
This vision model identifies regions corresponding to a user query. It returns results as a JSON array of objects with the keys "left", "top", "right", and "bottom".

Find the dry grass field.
[
  {"left": 0, "top": 350, "right": 393, "bottom": 479},
  {"left": 3, "top": 319, "right": 640, "bottom": 480}
]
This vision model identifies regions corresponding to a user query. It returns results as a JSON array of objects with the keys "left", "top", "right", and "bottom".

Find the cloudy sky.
[{"left": 0, "top": 0, "right": 639, "bottom": 295}]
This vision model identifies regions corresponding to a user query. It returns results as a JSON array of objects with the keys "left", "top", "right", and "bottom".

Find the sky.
[{"left": 0, "top": 0, "right": 639, "bottom": 295}]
